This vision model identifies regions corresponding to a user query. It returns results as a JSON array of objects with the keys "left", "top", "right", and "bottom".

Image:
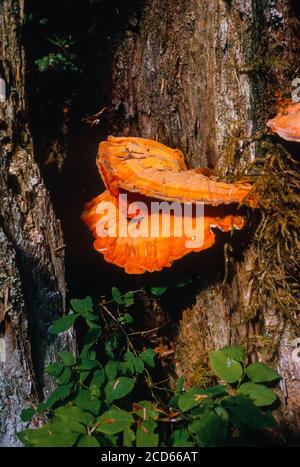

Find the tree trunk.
[
  {"left": 0, "top": 0, "right": 72, "bottom": 446},
  {"left": 109, "top": 0, "right": 300, "bottom": 440}
]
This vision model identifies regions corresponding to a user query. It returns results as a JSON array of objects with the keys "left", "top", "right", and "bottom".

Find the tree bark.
[
  {"left": 109, "top": 0, "right": 300, "bottom": 440},
  {"left": 0, "top": 0, "right": 72, "bottom": 446}
]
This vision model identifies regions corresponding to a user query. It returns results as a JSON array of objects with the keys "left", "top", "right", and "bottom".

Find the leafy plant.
[
  {"left": 168, "top": 346, "right": 280, "bottom": 447},
  {"left": 35, "top": 35, "right": 81, "bottom": 73},
  {"left": 19, "top": 297, "right": 280, "bottom": 447},
  {"left": 149, "top": 273, "right": 194, "bottom": 297}
]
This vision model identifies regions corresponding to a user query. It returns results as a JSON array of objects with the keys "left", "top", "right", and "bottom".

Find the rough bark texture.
[
  {"left": 0, "top": 0, "right": 72, "bottom": 446},
  {"left": 109, "top": 0, "right": 300, "bottom": 439}
]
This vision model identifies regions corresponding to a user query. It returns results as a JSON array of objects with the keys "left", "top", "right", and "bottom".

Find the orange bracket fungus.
[
  {"left": 97, "top": 136, "right": 255, "bottom": 206},
  {"left": 82, "top": 136, "right": 255, "bottom": 274},
  {"left": 81, "top": 190, "right": 245, "bottom": 274},
  {"left": 267, "top": 100, "right": 300, "bottom": 142}
]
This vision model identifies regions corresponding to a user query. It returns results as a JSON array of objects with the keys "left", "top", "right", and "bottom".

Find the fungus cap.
[
  {"left": 81, "top": 190, "right": 245, "bottom": 274},
  {"left": 267, "top": 101, "right": 300, "bottom": 142},
  {"left": 97, "top": 136, "right": 255, "bottom": 207}
]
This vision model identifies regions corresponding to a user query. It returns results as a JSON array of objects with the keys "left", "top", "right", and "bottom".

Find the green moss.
[
  {"left": 248, "top": 335, "right": 277, "bottom": 362},
  {"left": 245, "top": 142, "right": 300, "bottom": 326},
  {"left": 190, "top": 357, "right": 216, "bottom": 388},
  {"left": 219, "top": 135, "right": 300, "bottom": 331},
  {"left": 238, "top": 54, "right": 289, "bottom": 75}
]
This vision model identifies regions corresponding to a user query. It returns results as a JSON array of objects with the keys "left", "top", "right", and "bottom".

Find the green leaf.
[
  {"left": 71, "top": 296, "right": 93, "bottom": 315},
  {"left": 105, "top": 377, "right": 135, "bottom": 403},
  {"left": 20, "top": 408, "right": 35, "bottom": 422},
  {"left": 105, "top": 336, "right": 119, "bottom": 360},
  {"left": 172, "top": 274, "right": 193, "bottom": 288},
  {"left": 43, "top": 420, "right": 82, "bottom": 440},
  {"left": 97, "top": 408, "right": 134, "bottom": 435},
  {"left": 18, "top": 425, "right": 79, "bottom": 447},
  {"left": 140, "top": 348, "right": 156, "bottom": 368},
  {"left": 83, "top": 325, "right": 101, "bottom": 346},
  {"left": 136, "top": 420, "right": 159, "bottom": 447},
  {"left": 45, "top": 362, "right": 64, "bottom": 377},
  {"left": 188, "top": 410, "right": 228, "bottom": 447},
  {"left": 222, "top": 395, "right": 277, "bottom": 430},
  {"left": 206, "top": 384, "right": 228, "bottom": 398},
  {"left": 88, "top": 350, "right": 97, "bottom": 360},
  {"left": 41, "top": 432, "right": 78, "bottom": 447},
  {"left": 133, "top": 401, "right": 159, "bottom": 420},
  {"left": 56, "top": 366, "right": 72, "bottom": 385},
  {"left": 80, "top": 344, "right": 96, "bottom": 360},
  {"left": 77, "top": 435, "right": 100, "bottom": 447},
  {"left": 123, "top": 292, "right": 134, "bottom": 308},
  {"left": 209, "top": 350, "right": 243, "bottom": 383},
  {"left": 246, "top": 362, "right": 280, "bottom": 383},
  {"left": 123, "top": 313, "right": 133, "bottom": 324},
  {"left": 150, "top": 286, "right": 167, "bottom": 296},
  {"left": 74, "top": 390, "right": 101, "bottom": 416},
  {"left": 176, "top": 376, "right": 185, "bottom": 393},
  {"left": 100, "top": 434, "right": 118, "bottom": 446},
  {"left": 124, "top": 352, "right": 144, "bottom": 374},
  {"left": 80, "top": 359, "right": 100, "bottom": 370},
  {"left": 39, "top": 18, "right": 49, "bottom": 25},
  {"left": 168, "top": 394, "right": 180, "bottom": 409},
  {"left": 43, "top": 383, "right": 73, "bottom": 410},
  {"left": 124, "top": 351, "right": 134, "bottom": 362},
  {"left": 90, "top": 386, "right": 100, "bottom": 398},
  {"left": 83, "top": 312, "right": 99, "bottom": 322},
  {"left": 90, "top": 369, "right": 106, "bottom": 388},
  {"left": 112, "top": 287, "right": 123, "bottom": 305},
  {"left": 49, "top": 313, "right": 77, "bottom": 334},
  {"left": 80, "top": 345, "right": 89, "bottom": 360},
  {"left": 58, "top": 350, "right": 75, "bottom": 366},
  {"left": 122, "top": 313, "right": 134, "bottom": 324},
  {"left": 238, "top": 382, "right": 276, "bottom": 407},
  {"left": 123, "top": 427, "right": 135, "bottom": 447},
  {"left": 121, "top": 361, "right": 135, "bottom": 377},
  {"left": 221, "top": 345, "right": 245, "bottom": 363},
  {"left": 133, "top": 357, "right": 144, "bottom": 374},
  {"left": 23, "top": 13, "right": 34, "bottom": 24},
  {"left": 35, "top": 58, "right": 49, "bottom": 72},
  {"left": 53, "top": 418, "right": 86, "bottom": 434},
  {"left": 105, "top": 361, "right": 120, "bottom": 381},
  {"left": 178, "top": 387, "right": 209, "bottom": 412},
  {"left": 19, "top": 418, "right": 81, "bottom": 445},
  {"left": 215, "top": 406, "right": 229, "bottom": 421},
  {"left": 55, "top": 405, "right": 94, "bottom": 427},
  {"left": 171, "top": 429, "right": 194, "bottom": 447},
  {"left": 36, "top": 402, "right": 45, "bottom": 414},
  {"left": 79, "top": 370, "right": 90, "bottom": 385}
]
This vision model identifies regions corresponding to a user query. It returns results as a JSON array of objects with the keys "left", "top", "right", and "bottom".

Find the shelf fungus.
[
  {"left": 267, "top": 101, "right": 300, "bottom": 142},
  {"left": 97, "top": 136, "right": 256, "bottom": 207},
  {"left": 81, "top": 136, "right": 256, "bottom": 274},
  {"left": 81, "top": 190, "right": 246, "bottom": 274}
]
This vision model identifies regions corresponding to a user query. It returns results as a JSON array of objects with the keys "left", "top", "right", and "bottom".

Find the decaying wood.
[
  {"left": 109, "top": 0, "right": 300, "bottom": 438},
  {"left": 0, "top": 0, "right": 72, "bottom": 446}
]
